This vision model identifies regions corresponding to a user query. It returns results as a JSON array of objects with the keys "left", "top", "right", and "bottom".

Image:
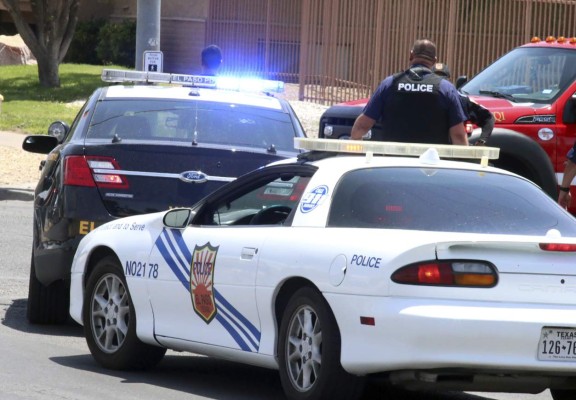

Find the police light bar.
[
  {"left": 295, "top": 138, "right": 500, "bottom": 163},
  {"left": 101, "top": 69, "right": 284, "bottom": 93}
]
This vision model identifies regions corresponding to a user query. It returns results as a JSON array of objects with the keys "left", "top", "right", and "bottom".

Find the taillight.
[
  {"left": 539, "top": 243, "right": 576, "bottom": 252},
  {"left": 63, "top": 156, "right": 129, "bottom": 189},
  {"left": 391, "top": 261, "right": 497, "bottom": 287}
]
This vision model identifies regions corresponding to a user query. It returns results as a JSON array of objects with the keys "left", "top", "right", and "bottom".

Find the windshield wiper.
[{"left": 479, "top": 90, "right": 517, "bottom": 102}]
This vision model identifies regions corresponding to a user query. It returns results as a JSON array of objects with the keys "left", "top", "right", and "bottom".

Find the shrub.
[
  {"left": 96, "top": 20, "right": 136, "bottom": 67},
  {"left": 65, "top": 19, "right": 104, "bottom": 65}
]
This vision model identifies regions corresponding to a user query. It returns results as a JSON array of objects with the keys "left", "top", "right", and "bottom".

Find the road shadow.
[
  {"left": 52, "top": 353, "right": 286, "bottom": 400},
  {"left": 1, "top": 298, "right": 83, "bottom": 338},
  {"left": 0, "top": 187, "right": 34, "bottom": 201},
  {"left": 50, "top": 351, "right": 498, "bottom": 400}
]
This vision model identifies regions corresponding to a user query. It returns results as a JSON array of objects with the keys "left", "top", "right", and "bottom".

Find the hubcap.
[
  {"left": 90, "top": 273, "right": 130, "bottom": 353},
  {"left": 286, "top": 305, "right": 322, "bottom": 392}
]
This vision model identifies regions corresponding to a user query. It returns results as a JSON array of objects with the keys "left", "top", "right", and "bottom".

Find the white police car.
[{"left": 70, "top": 139, "right": 576, "bottom": 400}]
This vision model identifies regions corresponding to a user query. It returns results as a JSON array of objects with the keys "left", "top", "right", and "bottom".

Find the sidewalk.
[
  {"left": 0, "top": 130, "right": 27, "bottom": 149},
  {"left": 0, "top": 130, "right": 42, "bottom": 190}
]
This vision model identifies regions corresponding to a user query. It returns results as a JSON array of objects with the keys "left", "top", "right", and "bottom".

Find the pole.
[{"left": 135, "top": 0, "right": 161, "bottom": 71}]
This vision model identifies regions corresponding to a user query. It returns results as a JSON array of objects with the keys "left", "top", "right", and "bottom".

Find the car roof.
[{"left": 102, "top": 84, "right": 285, "bottom": 110}]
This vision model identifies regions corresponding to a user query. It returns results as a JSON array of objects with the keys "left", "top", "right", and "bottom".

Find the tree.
[{"left": 0, "top": 0, "right": 81, "bottom": 87}]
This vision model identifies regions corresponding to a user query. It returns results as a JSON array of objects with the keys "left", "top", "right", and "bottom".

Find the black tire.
[
  {"left": 83, "top": 255, "right": 166, "bottom": 370},
  {"left": 278, "top": 287, "right": 365, "bottom": 400},
  {"left": 551, "top": 389, "right": 576, "bottom": 400},
  {"left": 487, "top": 129, "right": 558, "bottom": 200},
  {"left": 27, "top": 254, "right": 70, "bottom": 324}
]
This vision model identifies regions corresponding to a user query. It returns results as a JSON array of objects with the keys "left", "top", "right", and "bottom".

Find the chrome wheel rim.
[
  {"left": 286, "top": 305, "right": 322, "bottom": 392},
  {"left": 90, "top": 273, "right": 130, "bottom": 354}
]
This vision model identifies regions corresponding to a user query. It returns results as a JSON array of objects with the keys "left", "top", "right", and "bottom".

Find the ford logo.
[{"left": 179, "top": 171, "right": 208, "bottom": 183}]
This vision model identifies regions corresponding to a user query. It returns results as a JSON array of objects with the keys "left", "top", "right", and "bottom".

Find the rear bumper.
[
  {"left": 33, "top": 235, "right": 83, "bottom": 285},
  {"left": 327, "top": 294, "right": 576, "bottom": 377}
]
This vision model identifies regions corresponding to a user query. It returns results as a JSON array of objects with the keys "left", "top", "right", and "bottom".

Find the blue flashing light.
[
  {"left": 215, "top": 76, "right": 285, "bottom": 93},
  {"left": 101, "top": 69, "right": 284, "bottom": 93}
]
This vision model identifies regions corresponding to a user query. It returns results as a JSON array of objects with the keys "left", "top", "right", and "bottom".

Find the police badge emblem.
[{"left": 190, "top": 242, "right": 219, "bottom": 323}]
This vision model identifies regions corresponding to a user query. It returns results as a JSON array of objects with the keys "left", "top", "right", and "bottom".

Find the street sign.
[{"left": 143, "top": 50, "right": 163, "bottom": 72}]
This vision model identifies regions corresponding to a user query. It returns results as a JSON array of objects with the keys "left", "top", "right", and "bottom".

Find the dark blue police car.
[{"left": 22, "top": 69, "right": 306, "bottom": 324}]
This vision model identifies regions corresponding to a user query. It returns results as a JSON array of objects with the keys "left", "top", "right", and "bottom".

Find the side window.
[{"left": 205, "top": 175, "right": 311, "bottom": 226}]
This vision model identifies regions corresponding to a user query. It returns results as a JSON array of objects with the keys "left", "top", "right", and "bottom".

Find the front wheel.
[
  {"left": 83, "top": 255, "right": 166, "bottom": 370},
  {"left": 278, "top": 287, "right": 364, "bottom": 400}
]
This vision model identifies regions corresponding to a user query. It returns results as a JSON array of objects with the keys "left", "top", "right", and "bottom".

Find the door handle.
[{"left": 241, "top": 247, "right": 258, "bottom": 260}]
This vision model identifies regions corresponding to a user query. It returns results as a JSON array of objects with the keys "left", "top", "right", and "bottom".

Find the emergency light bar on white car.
[
  {"left": 294, "top": 138, "right": 500, "bottom": 166},
  {"left": 101, "top": 69, "right": 285, "bottom": 93}
]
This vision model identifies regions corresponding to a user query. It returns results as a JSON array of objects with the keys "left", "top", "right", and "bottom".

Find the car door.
[{"left": 146, "top": 166, "right": 314, "bottom": 352}]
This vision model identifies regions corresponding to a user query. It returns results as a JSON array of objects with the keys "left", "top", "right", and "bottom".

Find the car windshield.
[
  {"left": 328, "top": 167, "right": 576, "bottom": 236},
  {"left": 461, "top": 47, "right": 576, "bottom": 104},
  {"left": 86, "top": 99, "right": 298, "bottom": 152}
]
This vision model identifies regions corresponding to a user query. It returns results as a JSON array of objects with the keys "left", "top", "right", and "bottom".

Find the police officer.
[
  {"left": 351, "top": 39, "right": 468, "bottom": 145},
  {"left": 432, "top": 62, "right": 495, "bottom": 146},
  {"left": 201, "top": 44, "right": 223, "bottom": 76},
  {"left": 558, "top": 144, "right": 576, "bottom": 208}
]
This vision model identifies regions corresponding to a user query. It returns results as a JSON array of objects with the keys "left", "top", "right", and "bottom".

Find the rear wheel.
[
  {"left": 278, "top": 287, "right": 364, "bottom": 400},
  {"left": 83, "top": 255, "right": 166, "bottom": 370},
  {"left": 27, "top": 254, "right": 69, "bottom": 324}
]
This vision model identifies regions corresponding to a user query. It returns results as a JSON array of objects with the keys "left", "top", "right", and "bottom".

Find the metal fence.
[{"left": 208, "top": 0, "right": 576, "bottom": 105}]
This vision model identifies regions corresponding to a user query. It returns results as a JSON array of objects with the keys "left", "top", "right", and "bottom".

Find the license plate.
[{"left": 538, "top": 327, "right": 576, "bottom": 361}]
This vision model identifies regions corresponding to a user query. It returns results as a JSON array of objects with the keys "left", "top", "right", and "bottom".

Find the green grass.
[{"left": 0, "top": 64, "right": 120, "bottom": 134}]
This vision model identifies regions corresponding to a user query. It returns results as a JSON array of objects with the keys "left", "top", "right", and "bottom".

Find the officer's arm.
[
  {"left": 479, "top": 115, "right": 495, "bottom": 141},
  {"left": 449, "top": 123, "right": 469, "bottom": 145},
  {"left": 351, "top": 114, "right": 376, "bottom": 140},
  {"left": 470, "top": 102, "right": 495, "bottom": 140},
  {"left": 559, "top": 159, "right": 576, "bottom": 208}
]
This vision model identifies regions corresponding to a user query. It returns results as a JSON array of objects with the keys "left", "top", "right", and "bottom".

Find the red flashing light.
[
  {"left": 539, "top": 243, "right": 576, "bottom": 252},
  {"left": 545, "top": 36, "right": 556, "bottom": 43},
  {"left": 531, "top": 36, "right": 541, "bottom": 43},
  {"left": 570, "top": 37, "right": 576, "bottom": 45},
  {"left": 557, "top": 36, "right": 566, "bottom": 43}
]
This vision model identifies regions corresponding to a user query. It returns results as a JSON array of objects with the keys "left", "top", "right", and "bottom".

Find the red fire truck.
[{"left": 319, "top": 36, "right": 576, "bottom": 214}]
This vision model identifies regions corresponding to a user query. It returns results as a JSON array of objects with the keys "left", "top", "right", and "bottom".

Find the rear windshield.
[
  {"left": 86, "top": 99, "right": 298, "bottom": 152},
  {"left": 328, "top": 167, "right": 576, "bottom": 236}
]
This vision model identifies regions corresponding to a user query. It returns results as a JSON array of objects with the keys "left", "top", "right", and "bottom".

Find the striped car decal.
[{"left": 154, "top": 228, "right": 261, "bottom": 352}]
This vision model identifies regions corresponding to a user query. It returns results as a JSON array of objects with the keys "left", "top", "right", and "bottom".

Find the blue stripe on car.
[{"left": 154, "top": 228, "right": 262, "bottom": 352}]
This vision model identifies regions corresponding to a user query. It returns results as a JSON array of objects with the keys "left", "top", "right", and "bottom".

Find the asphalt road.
[{"left": 0, "top": 182, "right": 555, "bottom": 400}]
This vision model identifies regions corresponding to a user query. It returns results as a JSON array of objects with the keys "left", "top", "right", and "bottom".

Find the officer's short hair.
[
  {"left": 432, "top": 63, "right": 451, "bottom": 78},
  {"left": 201, "top": 45, "right": 223, "bottom": 70},
  {"left": 411, "top": 39, "right": 437, "bottom": 62}
]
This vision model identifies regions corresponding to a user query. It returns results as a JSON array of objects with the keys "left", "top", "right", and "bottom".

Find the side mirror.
[
  {"left": 163, "top": 208, "right": 192, "bottom": 229},
  {"left": 455, "top": 75, "right": 468, "bottom": 90},
  {"left": 48, "top": 121, "right": 70, "bottom": 143},
  {"left": 22, "top": 135, "right": 58, "bottom": 154}
]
